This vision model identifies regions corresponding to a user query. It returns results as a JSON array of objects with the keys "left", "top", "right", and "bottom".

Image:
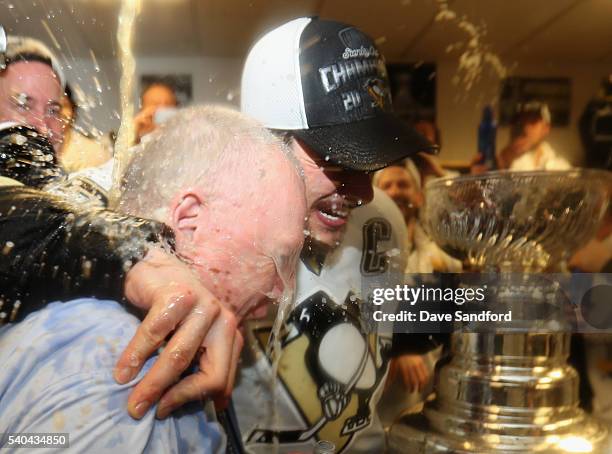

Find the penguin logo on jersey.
[
  {"left": 247, "top": 292, "right": 391, "bottom": 452},
  {"left": 245, "top": 213, "right": 396, "bottom": 452}
]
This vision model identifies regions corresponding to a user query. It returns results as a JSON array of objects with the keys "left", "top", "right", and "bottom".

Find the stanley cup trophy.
[{"left": 388, "top": 170, "right": 612, "bottom": 453}]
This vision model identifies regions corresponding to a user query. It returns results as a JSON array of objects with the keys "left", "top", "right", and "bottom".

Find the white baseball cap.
[
  {"left": 3, "top": 34, "right": 65, "bottom": 88},
  {"left": 241, "top": 17, "right": 436, "bottom": 172}
]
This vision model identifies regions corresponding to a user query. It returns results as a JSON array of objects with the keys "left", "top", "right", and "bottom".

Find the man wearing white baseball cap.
[
  {"left": 241, "top": 17, "right": 435, "bottom": 173},
  {"left": 240, "top": 15, "right": 435, "bottom": 251},
  {"left": 234, "top": 17, "right": 438, "bottom": 454}
]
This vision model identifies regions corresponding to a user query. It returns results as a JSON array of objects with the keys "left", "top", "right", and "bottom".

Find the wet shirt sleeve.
[
  {"left": 0, "top": 186, "right": 174, "bottom": 324},
  {"left": 0, "top": 298, "right": 225, "bottom": 453}
]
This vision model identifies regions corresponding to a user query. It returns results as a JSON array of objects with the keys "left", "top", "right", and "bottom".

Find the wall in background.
[
  {"left": 436, "top": 60, "right": 612, "bottom": 166},
  {"left": 66, "top": 55, "right": 612, "bottom": 169},
  {"left": 66, "top": 56, "right": 242, "bottom": 137}
]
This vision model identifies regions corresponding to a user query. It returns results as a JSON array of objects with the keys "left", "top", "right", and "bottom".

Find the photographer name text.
[{"left": 373, "top": 310, "right": 513, "bottom": 322}]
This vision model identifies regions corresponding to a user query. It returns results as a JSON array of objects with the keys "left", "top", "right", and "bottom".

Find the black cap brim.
[{"left": 292, "top": 113, "right": 438, "bottom": 172}]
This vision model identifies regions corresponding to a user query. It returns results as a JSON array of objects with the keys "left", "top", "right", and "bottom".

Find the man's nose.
[{"left": 335, "top": 170, "right": 374, "bottom": 205}]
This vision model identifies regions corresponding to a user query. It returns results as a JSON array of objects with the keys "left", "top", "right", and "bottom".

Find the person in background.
[
  {"left": 374, "top": 161, "right": 462, "bottom": 274},
  {"left": 58, "top": 84, "right": 112, "bottom": 172},
  {"left": 579, "top": 74, "right": 612, "bottom": 170},
  {"left": 572, "top": 89, "right": 612, "bottom": 419},
  {"left": 571, "top": 83, "right": 612, "bottom": 273},
  {"left": 134, "top": 82, "right": 178, "bottom": 144},
  {"left": 64, "top": 82, "right": 179, "bottom": 196},
  {"left": 569, "top": 200, "right": 611, "bottom": 416},
  {"left": 497, "top": 101, "right": 571, "bottom": 171},
  {"left": 0, "top": 35, "right": 65, "bottom": 152},
  {"left": 373, "top": 161, "right": 459, "bottom": 423}
]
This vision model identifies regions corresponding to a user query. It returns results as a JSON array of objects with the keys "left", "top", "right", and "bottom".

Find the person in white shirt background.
[{"left": 497, "top": 101, "right": 571, "bottom": 171}]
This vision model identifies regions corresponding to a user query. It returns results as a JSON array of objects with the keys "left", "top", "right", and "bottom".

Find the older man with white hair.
[
  {"left": 0, "top": 33, "right": 256, "bottom": 421},
  {"left": 0, "top": 105, "right": 307, "bottom": 453}
]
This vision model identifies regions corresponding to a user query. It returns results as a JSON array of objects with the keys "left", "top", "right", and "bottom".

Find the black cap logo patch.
[{"left": 338, "top": 27, "right": 379, "bottom": 61}]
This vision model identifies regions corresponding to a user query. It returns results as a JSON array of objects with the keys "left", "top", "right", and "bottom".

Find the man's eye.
[{"left": 47, "top": 105, "right": 61, "bottom": 117}]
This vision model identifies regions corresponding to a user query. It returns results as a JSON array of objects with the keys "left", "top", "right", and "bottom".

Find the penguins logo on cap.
[{"left": 365, "top": 79, "right": 387, "bottom": 110}]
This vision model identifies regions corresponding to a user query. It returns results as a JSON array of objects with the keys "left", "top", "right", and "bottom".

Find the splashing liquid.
[
  {"left": 435, "top": 0, "right": 509, "bottom": 92},
  {"left": 266, "top": 289, "right": 291, "bottom": 453},
  {"left": 264, "top": 252, "right": 300, "bottom": 454},
  {"left": 110, "top": 0, "right": 141, "bottom": 208}
]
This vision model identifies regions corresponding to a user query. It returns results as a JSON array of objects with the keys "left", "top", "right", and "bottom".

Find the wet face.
[
  {"left": 376, "top": 166, "right": 422, "bottom": 222},
  {"left": 0, "top": 61, "right": 64, "bottom": 150},
  {"left": 291, "top": 139, "right": 374, "bottom": 250},
  {"left": 173, "top": 144, "right": 306, "bottom": 321}
]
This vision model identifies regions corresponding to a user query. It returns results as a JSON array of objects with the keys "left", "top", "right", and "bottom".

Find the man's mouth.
[{"left": 315, "top": 199, "right": 351, "bottom": 228}]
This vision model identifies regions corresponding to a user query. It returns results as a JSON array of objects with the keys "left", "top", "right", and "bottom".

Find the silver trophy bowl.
[
  {"left": 388, "top": 169, "right": 612, "bottom": 453},
  {"left": 425, "top": 170, "right": 610, "bottom": 272}
]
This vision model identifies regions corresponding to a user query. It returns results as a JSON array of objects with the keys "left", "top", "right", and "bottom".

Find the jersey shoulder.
[{"left": 348, "top": 187, "right": 407, "bottom": 250}]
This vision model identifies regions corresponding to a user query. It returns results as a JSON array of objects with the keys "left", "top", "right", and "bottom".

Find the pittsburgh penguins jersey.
[{"left": 233, "top": 188, "right": 407, "bottom": 454}]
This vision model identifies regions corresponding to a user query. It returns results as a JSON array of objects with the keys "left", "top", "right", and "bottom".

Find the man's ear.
[{"left": 171, "top": 191, "right": 205, "bottom": 241}]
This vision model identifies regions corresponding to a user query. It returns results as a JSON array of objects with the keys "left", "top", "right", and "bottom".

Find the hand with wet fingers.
[
  {"left": 155, "top": 308, "right": 243, "bottom": 419},
  {"left": 113, "top": 247, "right": 241, "bottom": 419}
]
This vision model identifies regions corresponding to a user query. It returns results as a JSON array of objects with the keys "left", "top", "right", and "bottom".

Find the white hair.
[{"left": 118, "top": 105, "right": 292, "bottom": 220}]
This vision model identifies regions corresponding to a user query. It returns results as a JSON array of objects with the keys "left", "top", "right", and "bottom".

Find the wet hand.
[{"left": 113, "top": 247, "right": 243, "bottom": 419}]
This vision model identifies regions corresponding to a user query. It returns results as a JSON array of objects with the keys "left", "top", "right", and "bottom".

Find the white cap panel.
[{"left": 241, "top": 17, "right": 311, "bottom": 130}]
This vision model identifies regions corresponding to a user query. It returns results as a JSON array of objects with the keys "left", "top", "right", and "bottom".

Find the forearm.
[{"left": 0, "top": 187, "right": 174, "bottom": 323}]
